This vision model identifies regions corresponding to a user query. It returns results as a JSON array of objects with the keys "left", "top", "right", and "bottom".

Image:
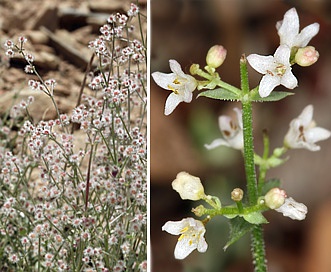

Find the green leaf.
[
  {"left": 261, "top": 178, "right": 281, "bottom": 195},
  {"left": 198, "top": 88, "right": 240, "bottom": 101},
  {"left": 224, "top": 217, "right": 254, "bottom": 251},
  {"left": 242, "top": 212, "right": 268, "bottom": 224},
  {"left": 250, "top": 89, "right": 294, "bottom": 102}
]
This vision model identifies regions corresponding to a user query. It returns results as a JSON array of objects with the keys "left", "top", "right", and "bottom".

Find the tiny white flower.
[
  {"left": 205, "top": 108, "right": 243, "bottom": 150},
  {"left": 172, "top": 172, "right": 206, "bottom": 201},
  {"left": 284, "top": 105, "right": 331, "bottom": 151},
  {"left": 247, "top": 45, "right": 298, "bottom": 97},
  {"left": 152, "top": 59, "right": 197, "bottom": 115},
  {"left": 275, "top": 197, "right": 307, "bottom": 220},
  {"left": 276, "top": 8, "right": 319, "bottom": 49},
  {"left": 162, "top": 217, "right": 208, "bottom": 259}
]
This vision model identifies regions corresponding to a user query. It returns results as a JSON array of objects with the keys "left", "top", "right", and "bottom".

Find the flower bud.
[
  {"left": 265, "top": 188, "right": 286, "bottom": 209},
  {"left": 295, "top": 46, "right": 319, "bottom": 67},
  {"left": 192, "top": 205, "right": 206, "bottom": 217},
  {"left": 189, "top": 63, "right": 200, "bottom": 75},
  {"left": 172, "top": 172, "right": 206, "bottom": 201},
  {"left": 206, "top": 45, "right": 227, "bottom": 68},
  {"left": 231, "top": 188, "right": 244, "bottom": 202}
]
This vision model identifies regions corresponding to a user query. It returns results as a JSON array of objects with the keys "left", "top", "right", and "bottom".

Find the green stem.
[
  {"left": 194, "top": 67, "right": 241, "bottom": 95},
  {"left": 251, "top": 225, "right": 267, "bottom": 272},
  {"left": 258, "top": 131, "right": 270, "bottom": 194},
  {"left": 240, "top": 56, "right": 257, "bottom": 205},
  {"left": 240, "top": 55, "right": 266, "bottom": 272}
]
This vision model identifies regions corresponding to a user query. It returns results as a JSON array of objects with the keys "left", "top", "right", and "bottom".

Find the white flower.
[
  {"left": 247, "top": 45, "right": 298, "bottom": 97},
  {"left": 152, "top": 59, "right": 197, "bottom": 115},
  {"left": 162, "top": 217, "right": 208, "bottom": 259},
  {"left": 277, "top": 8, "right": 319, "bottom": 49},
  {"left": 275, "top": 197, "right": 307, "bottom": 220},
  {"left": 284, "top": 105, "right": 331, "bottom": 151},
  {"left": 172, "top": 172, "right": 206, "bottom": 201},
  {"left": 205, "top": 108, "right": 243, "bottom": 150}
]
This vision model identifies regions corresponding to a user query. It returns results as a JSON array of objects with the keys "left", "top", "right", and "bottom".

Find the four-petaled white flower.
[
  {"left": 275, "top": 197, "right": 307, "bottom": 220},
  {"left": 205, "top": 108, "right": 243, "bottom": 150},
  {"left": 162, "top": 217, "right": 208, "bottom": 259},
  {"left": 247, "top": 45, "right": 298, "bottom": 97},
  {"left": 172, "top": 172, "right": 206, "bottom": 201},
  {"left": 277, "top": 8, "right": 319, "bottom": 49},
  {"left": 152, "top": 59, "right": 197, "bottom": 115},
  {"left": 284, "top": 105, "right": 331, "bottom": 151}
]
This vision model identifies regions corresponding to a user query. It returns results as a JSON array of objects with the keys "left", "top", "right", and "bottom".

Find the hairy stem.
[{"left": 240, "top": 55, "right": 266, "bottom": 271}]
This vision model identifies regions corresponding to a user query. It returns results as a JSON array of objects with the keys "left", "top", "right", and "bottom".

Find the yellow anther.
[{"left": 167, "top": 85, "right": 179, "bottom": 94}]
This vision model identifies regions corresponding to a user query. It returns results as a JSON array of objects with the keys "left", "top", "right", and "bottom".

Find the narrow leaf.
[
  {"left": 198, "top": 88, "right": 240, "bottom": 101},
  {"left": 250, "top": 89, "right": 294, "bottom": 102}
]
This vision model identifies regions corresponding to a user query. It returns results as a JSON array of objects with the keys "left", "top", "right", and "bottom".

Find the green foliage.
[{"left": 224, "top": 217, "right": 255, "bottom": 251}]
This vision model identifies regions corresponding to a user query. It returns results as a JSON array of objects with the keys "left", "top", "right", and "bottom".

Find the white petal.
[
  {"left": 281, "top": 70, "right": 298, "bottom": 89},
  {"left": 169, "top": 59, "right": 186, "bottom": 78},
  {"left": 152, "top": 71, "right": 176, "bottom": 90},
  {"left": 204, "top": 138, "right": 230, "bottom": 150},
  {"left": 294, "top": 23, "right": 320, "bottom": 47},
  {"left": 275, "top": 197, "right": 307, "bottom": 220},
  {"left": 274, "top": 45, "right": 291, "bottom": 64},
  {"left": 174, "top": 236, "right": 197, "bottom": 259},
  {"left": 182, "top": 87, "right": 194, "bottom": 103},
  {"left": 196, "top": 236, "right": 208, "bottom": 253},
  {"left": 218, "top": 116, "right": 232, "bottom": 134},
  {"left": 259, "top": 74, "right": 281, "bottom": 97},
  {"left": 305, "top": 127, "right": 331, "bottom": 143},
  {"left": 277, "top": 8, "right": 299, "bottom": 47},
  {"left": 164, "top": 93, "right": 184, "bottom": 115},
  {"left": 228, "top": 133, "right": 244, "bottom": 150},
  {"left": 247, "top": 54, "right": 274, "bottom": 74},
  {"left": 162, "top": 220, "right": 185, "bottom": 235},
  {"left": 298, "top": 105, "right": 313, "bottom": 126},
  {"left": 184, "top": 76, "right": 198, "bottom": 95}
]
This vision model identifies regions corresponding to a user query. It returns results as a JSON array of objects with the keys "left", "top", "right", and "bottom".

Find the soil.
[{"left": 0, "top": 0, "right": 146, "bottom": 120}]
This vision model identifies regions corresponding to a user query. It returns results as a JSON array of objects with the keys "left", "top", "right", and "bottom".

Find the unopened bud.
[
  {"left": 192, "top": 205, "right": 206, "bottom": 217},
  {"left": 265, "top": 188, "right": 286, "bottom": 209},
  {"left": 231, "top": 188, "right": 244, "bottom": 202},
  {"left": 189, "top": 63, "right": 200, "bottom": 75},
  {"left": 206, "top": 45, "right": 227, "bottom": 68},
  {"left": 295, "top": 46, "right": 319, "bottom": 67},
  {"left": 172, "top": 172, "right": 206, "bottom": 201}
]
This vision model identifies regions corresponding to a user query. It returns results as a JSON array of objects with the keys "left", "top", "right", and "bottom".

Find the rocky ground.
[{"left": 0, "top": 0, "right": 146, "bottom": 120}]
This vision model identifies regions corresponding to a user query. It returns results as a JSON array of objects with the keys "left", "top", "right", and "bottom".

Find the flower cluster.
[
  {"left": 0, "top": 3, "right": 146, "bottom": 271},
  {"left": 247, "top": 8, "right": 319, "bottom": 97}
]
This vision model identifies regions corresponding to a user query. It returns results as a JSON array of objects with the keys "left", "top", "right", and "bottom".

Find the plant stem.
[
  {"left": 251, "top": 225, "right": 267, "bottom": 272},
  {"left": 240, "top": 55, "right": 257, "bottom": 204},
  {"left": 258, "top": 131, "right": 270, "bottom": 194},
  {"left": 240, "top": 55, "right": 267, "bottom": 271}
]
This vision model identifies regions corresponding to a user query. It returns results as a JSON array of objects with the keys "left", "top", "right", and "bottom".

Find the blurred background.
[{"left": 151, "top": 0, "right": 331, "bottom": 271}]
